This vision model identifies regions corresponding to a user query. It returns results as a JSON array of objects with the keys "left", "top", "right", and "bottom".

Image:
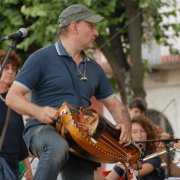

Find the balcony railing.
[{"left": 161, "top": 55, "right": 180, "bottom": 64}]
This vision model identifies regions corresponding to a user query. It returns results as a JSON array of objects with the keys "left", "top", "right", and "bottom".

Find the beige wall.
[{"left": 145, "top": 67, "right": 180, "bottom": 138}]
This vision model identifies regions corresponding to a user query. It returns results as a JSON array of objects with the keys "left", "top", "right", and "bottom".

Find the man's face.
[
  {"left": 75, "top": 21, "right": 99, "bottom": 49},
  {"left": 129, "top": 107, "right": 144, "bottom": 119},
  {"left": 0, "top": 63, "right": 17, "bottom": 87}
]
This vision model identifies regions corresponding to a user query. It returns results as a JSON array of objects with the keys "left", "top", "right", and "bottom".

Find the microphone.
[{"left": 0, "top": 28, "right": 28, "bottom": 42}]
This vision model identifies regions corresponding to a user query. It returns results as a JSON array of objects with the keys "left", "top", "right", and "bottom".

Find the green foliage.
[
  {"left": 0, "top": 0, "right": 179, "bottom": 58},
  {"left": 3, "top": 0, "right": 19, "bottom": 4},
  {"left": 140, "top": 0, "right": 179, "bottom": 47},
  {"left": 109, "top": 77, "right": 120, "bottom": 93},
  {"left": 0, "top": 2, "right": 23, "bottom": 33}
]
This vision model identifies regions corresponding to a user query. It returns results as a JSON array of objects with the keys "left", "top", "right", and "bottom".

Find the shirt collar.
[{"left": 55, "top": 40, "right": 91, "bottom": 62}]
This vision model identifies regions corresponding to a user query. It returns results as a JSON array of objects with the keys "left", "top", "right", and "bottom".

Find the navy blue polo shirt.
[{"left": 14, "top": 40, "right": 113, "bottom": 130}]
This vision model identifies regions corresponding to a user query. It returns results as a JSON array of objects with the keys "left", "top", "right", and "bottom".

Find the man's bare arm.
[
  {"left": 6, "top": 83, "right": 57, "bottom": 124},
  {"left": 101, "top": 95, "right": 132, "bottom": 146}
]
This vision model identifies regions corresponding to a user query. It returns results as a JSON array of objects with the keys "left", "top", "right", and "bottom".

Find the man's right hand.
[{"left": 34, "top": 106, "right": 58, "bottom": 124}]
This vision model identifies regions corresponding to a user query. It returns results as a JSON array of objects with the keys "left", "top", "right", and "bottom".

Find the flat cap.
[{"left": 59, "top": 4, "right": 103, "bottom": 27}]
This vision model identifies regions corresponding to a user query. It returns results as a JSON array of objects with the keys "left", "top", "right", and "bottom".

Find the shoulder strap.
[
  {"left": 62, "top": 57, "right": 82, "bottom": 106},
  {"left": 0, "top": 107, "right": 12, "bottom": 151},
  {"left": 55, "top": 43, "right": 82, "bottom": 106}
]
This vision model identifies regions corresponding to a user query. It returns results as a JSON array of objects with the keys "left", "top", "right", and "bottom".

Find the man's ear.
[{"left": 70, "top": 22, "right": 79, "bottom": 34}]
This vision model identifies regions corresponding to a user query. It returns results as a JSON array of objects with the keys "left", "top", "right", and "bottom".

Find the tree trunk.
[
  {"left": 124, "top": 0, "right": 146, "bottom": 98},
  {"left": 96, "top": 32, "right": 129, "bottom": 104},
  {"left": 96, "top": 2, "right": 131, "bottom": 105}
]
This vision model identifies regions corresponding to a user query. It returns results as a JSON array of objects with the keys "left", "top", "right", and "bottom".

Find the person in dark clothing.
[
  {"left": 6, "top": 4, "right": 132, "bottom": 180},
  {"left": 0, "top": 50, "right": 32, "bottom": 179}
]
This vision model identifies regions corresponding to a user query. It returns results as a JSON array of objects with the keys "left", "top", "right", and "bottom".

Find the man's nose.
[{"left": 94, "top": 28, "right": 99, "bottom": 37}]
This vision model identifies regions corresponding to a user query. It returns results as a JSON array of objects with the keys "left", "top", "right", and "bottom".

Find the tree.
[
  {"left": 125, "top": 0, "right": 145, "bottom": 99},
  {"left": 0, "top": 0, "right": 179, "bottom": 104}
]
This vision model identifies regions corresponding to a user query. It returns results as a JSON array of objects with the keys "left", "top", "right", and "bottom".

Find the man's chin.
[{"left": 87, "top": 42, "right": 94, "bottom": 49}]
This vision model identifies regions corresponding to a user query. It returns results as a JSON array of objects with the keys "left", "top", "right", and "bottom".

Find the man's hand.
[
  {"left": 101, "top": 96, "right": 132, "bottom": 146},
  {"left": 34, "top": 106, "right": 58, "bottom": 124},
  {"left": 115, "top": 123, "right": 132, "bottom": 146}
]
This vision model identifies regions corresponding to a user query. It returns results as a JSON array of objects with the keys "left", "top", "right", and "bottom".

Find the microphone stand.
[
  {"left": 0, "top": 39, "right": 18, "bottom": 78},
  {"left": 136, "top": 138, "right": 180, "bottom": 178},
  {"left": 165, "top": 141, "right": 172, "bottom": 177}
]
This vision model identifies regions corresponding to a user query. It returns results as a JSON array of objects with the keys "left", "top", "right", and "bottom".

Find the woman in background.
[
  {"left": 104, "top": 116, "right": 163, "bottom": 180},
  {"left": 0, "top": 50, "right": 32, "bottom": 180}
]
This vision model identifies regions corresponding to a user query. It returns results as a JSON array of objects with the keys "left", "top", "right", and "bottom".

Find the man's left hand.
[{"left": 115, "top": 123, "right": 132, "bottom": 146}]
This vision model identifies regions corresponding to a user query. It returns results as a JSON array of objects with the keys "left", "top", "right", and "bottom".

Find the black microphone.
[{"left": 0, "top": 28, "right": 28, "bottom": 42}]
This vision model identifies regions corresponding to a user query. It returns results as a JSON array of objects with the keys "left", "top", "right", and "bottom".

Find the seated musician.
[{"left": 101, "top": 116, "right": 163, "bottom": 180}]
